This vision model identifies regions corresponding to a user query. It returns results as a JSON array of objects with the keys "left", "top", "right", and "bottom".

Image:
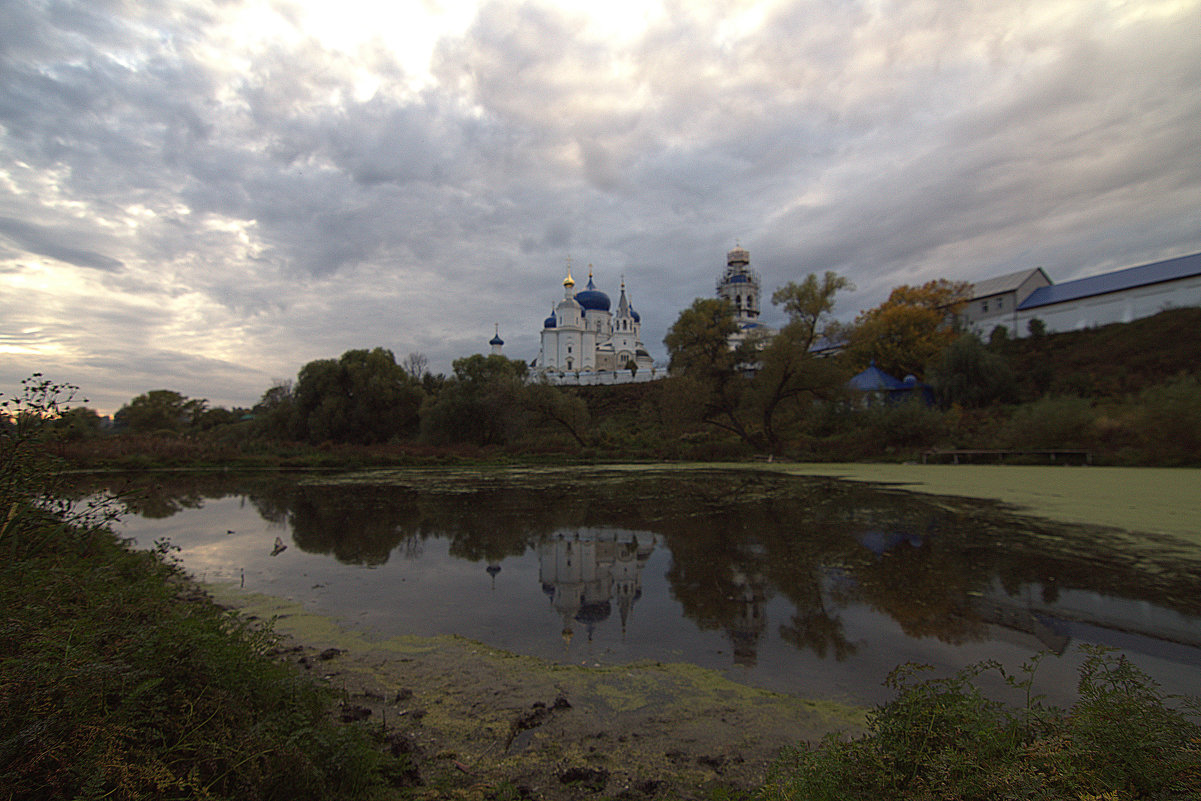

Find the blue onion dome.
[
  {"left": 490, "top": 333, "right": 504, "bottom": 345},
  {"left": 575, "top": 271, "right": 611, "bottom": 312},
  {"left": 630, "top": 306, "right": 641, "bottom": 322},
  {"left": 544, "top": 307, "right": 557, "bottom": 328}
]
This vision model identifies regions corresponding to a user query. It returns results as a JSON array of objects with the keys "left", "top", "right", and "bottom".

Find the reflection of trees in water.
[
  {"left": 77, "top": 469, "right": 1201, "bottom": 656},
  {"left": 62, "top": 472, "right": 272, "bottom": 520},
  {"left": 242, "top": 484, "right": 459, "bottom": 566}
]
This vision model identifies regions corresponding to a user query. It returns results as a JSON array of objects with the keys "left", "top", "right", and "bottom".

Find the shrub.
[
  {"left": 929, "top": 334, "right": 1017, "bottom": 409},
  {"left": 757, "top": 648, "right": 1201, "bottom": 801},
  {"left": 862, "top": 400, "right": 946, "bottom": 450},
  {"left": 1136, "top": 374, "right": 1201, "bottom": 466},
  {"left": 1002, "top": 395, "right": 1096, "bottom": 450}
]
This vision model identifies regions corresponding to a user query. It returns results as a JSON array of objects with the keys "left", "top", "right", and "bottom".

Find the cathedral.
[{"left": 536, "top": 266, "right": 655, "bottom": 375}]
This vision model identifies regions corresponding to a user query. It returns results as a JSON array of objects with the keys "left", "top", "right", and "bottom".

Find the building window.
[{"left": 982, "top": 300, "right": 990, "bottom": 312}]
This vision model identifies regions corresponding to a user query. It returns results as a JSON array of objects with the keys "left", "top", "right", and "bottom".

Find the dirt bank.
[{"left": 210, "top": 588, "right": 866, "bottom": 800}]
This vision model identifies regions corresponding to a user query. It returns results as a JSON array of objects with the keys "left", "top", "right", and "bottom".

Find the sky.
[{"left": 3, "top": 0, "right": 1200, "bottom": 415}]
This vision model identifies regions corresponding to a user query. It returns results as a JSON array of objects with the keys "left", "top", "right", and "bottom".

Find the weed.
[{"left": 757, "top": 647, "right": 1201, "bottom": 801}]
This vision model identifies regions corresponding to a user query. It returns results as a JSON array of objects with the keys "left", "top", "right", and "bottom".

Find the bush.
[
  {"left": 929, "top": 334, "right": 1017, "bottom": 409},
  {"left": 861, "top": 400, "right": 946, "bottom": 450},
  {"left": 1002, "top": 396, "right": 1096, "bottom": 450},
  {"left": 1136, "top": 374, "right": 1201, "bottom": 466},
  {"left": 757, "top": 648, "right": 1201, "bottom": 801}
]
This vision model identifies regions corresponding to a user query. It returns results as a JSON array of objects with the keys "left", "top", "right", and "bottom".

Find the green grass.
[
  {"left": 0, "top": 519, "right": 413, "bottom": 800},
  {"left": 756, "top": 649, "right": 1201, "bottom": 801}
]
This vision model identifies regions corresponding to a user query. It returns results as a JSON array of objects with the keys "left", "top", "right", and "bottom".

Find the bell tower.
[{"left": 717, "top": 244, "right": 761, "bottom": 327}]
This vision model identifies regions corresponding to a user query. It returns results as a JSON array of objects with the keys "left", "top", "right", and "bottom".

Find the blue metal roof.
[{"left": 1018, "top": 252, "right": 1201, "bottom": 310}]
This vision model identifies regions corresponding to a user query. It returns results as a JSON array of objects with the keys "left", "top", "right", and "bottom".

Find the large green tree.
[
  {"left": 927, "top": 333, "right": 1016, "bottom": 409},
  {"left": 290, "top": 348, "right": 424, "bottom": 444},
  {"left": 419, "top": 354, "right": 529, "bottom": 446},
  {"left": 115, "top": 390, "right": 206, "bottom": 433},
  {"left": 663, "top": 298, "right": 754, "bottom": 444},
  {"left": 664, "top": 272, "right": 853, "bottom": 452}
]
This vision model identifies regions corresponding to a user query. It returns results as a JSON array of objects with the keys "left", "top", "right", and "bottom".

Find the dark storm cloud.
[{"left": 0, "top": 216, "right": 124, "bottom": 271}]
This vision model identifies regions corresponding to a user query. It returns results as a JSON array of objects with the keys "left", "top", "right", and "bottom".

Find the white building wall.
[{"left": 1015, "top": 276, "right": 1201, "bottom": 336}]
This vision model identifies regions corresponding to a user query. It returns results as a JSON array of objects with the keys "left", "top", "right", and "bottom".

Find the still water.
[{"left": 95, "top": 467, "right": 1201, "bottom": 707}]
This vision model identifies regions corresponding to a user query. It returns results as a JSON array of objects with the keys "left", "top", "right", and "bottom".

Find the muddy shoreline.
[{"left": 213, "top": 588, "right": 866, "bottom": 800}]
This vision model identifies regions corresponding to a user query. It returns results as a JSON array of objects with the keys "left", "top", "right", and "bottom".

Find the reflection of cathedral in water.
[
  {"left": 539, "top": 529, "right": 655, "bottom": 646},
  {"left": 727, "top": 567, "right": 768, "bottom": 667}
]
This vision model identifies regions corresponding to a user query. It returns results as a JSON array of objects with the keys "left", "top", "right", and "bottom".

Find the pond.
[{"left": 92, "top": 467, "right": 1201, "bottom": 708}]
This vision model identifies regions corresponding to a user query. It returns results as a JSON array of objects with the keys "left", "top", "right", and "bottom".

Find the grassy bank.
[{"left": 0, "top": 511, "right": 411, "bottom": 799}]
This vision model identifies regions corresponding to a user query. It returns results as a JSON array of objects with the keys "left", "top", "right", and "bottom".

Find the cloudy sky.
[{"left": 3, "top": 0, "right": 1200, "bottom": 414}]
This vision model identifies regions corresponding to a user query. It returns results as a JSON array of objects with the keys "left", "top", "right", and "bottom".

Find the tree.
[
  {"left": 751, "top": 273, "right": 855, "bottom": 448},
  {"left": 115, "top": 390, "right": 207, "bottom": 433},
  {"left": 928, "top": 333, "right": 1016, "bottom": 408},
  {"left": 663, "top": 298, "right": 757, "bottom": 446},
  {"left": 401, "top": 352, "right": 429, "bottom": 381},
  {"left": 664, "top": 272, "right": 854, "bottom": 452},
  {"left": 51, "top": 407, "right": 105, "bottom": 440},
  {"left": 526, "top": 382, "right": 592, "bottom": 447},
  {"left": 419, "top": 354, "right": 529, "bottom": 446},
  {"left": 849, "top": 279, "right": 971, "bottom": 379},
  {"left": 290, "top": 348, "right": 424, "bottom": 444},
  {"left": 252, "top": 380, "right": 295, "bottom": 440}
]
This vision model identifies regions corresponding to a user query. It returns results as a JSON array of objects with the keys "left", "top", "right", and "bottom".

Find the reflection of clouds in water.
[{"left": 99, "top": 471, "right": 1201, "bottom": 706}]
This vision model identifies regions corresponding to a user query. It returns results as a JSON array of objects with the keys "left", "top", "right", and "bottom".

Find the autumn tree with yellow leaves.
[{"left": 848, "top": 279, "right": 971, "bottom": 379}]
